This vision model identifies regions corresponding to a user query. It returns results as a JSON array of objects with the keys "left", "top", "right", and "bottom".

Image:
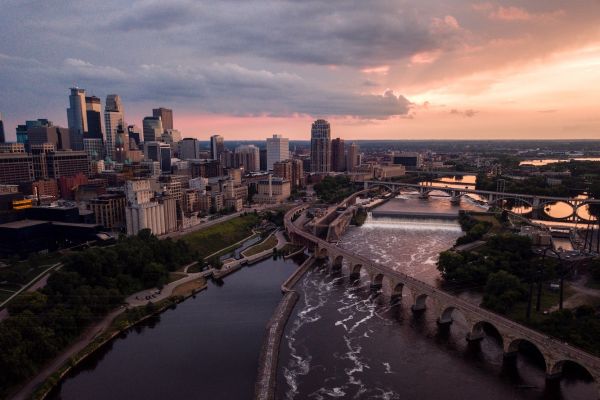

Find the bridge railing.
[
  {"left": 363, "top": 180, "right": 600, "bottom": 204},
  {"left": 284, "top": 203, "right": 600, "bottom": 368}
]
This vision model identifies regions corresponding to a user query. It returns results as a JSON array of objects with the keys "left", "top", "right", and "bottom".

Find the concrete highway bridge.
[
  {"left": 363, "top": 180, "right": 600, "bottom": 223},
  {"left": 285, "top": 204, "right": 600, "bottom": 396}
]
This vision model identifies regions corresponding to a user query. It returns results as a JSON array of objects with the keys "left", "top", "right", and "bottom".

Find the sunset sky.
[{"left": 1, "top": 1, "right": 599, "bottom": 141}]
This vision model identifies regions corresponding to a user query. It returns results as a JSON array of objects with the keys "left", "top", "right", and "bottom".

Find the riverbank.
[
  {"left": 254, "top": 255, "right": 314, "bottom": 400},
  {"left": 16, "top": 273, "right": 209, "bottom": 400},
  {"left": 27, "top": 221, "right": 289, "bottom": 399}
]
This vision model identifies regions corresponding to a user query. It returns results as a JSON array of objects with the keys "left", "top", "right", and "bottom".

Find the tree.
[{"left": 482, "top": 271, "right": 527, "bottom": 314}]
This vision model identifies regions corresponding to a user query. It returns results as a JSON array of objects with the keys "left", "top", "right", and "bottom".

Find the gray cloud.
[{"left": 0, "top": 0, "right": 598, "bottom": 134}]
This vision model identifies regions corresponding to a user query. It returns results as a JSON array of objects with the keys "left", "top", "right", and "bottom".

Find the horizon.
[{"left": 1, "top": 1, "right": 599, "bottom": 141}]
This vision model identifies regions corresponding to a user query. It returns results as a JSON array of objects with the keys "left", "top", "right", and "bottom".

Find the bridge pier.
[
  {"left": 370, "top": 283, "right": 382, "bottom": 292},
  {"left": 450, "top": 196, "right": 461, "bottom": 205},
  {"left": 466, "top": 331, "right": 485, "bottom": 342}
]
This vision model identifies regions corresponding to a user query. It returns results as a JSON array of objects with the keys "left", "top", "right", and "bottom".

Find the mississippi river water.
[{"left": 276, "top": 195, "right": 595, "bottom": 400}]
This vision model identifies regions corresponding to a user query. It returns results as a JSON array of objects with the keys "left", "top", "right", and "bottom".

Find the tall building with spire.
[
  {"left": 67, "top": 87, "right": 87, "bottom": 150},
  {"left": 310, "top": 119, "right": 331, "bottom": 173},
  {"left": 104, "top": 94, "right": 124, "bottom": 160}
]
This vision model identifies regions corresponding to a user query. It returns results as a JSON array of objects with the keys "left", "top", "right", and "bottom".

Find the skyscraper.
[
  {"left": 234, "top": 144, "right": 260, "bottom": 172},
  {"left": 104, "top": 94, "right": 124, "bottom": 160},
  {"left": 179, "top": 138, "right": 199, "bottom": 160},
  {"left": 331, "top": 137, "right": 346, "bottom": 172},
  {"left": 127, "top": 125, "right": 142, "bottom": 147},
  {"left": 152, "top": 108, "right": 173, "bottom": 132},
  {"left": 0, "top": 112, "right": 5, "bottom": 143},
  {"left": 210, "top": 135, "right": 224, "bottom": 161},
  {"left": 143, "top": 116, "right": 163, "bottom": 143},
  {"left": 85, "top": 96, "right": 103, "bottom": 140},
  {"left": 310, "top": 119, "right": 331, "bottom": 173},
  {"left": 67, "top": 88, "right": 87, "bottom": 150},
  {"left": 266, "top": 134, "right": 289, "bottom": 170},
  {"left": 346, "top": 142, "right": 360, "bottom": 172}
]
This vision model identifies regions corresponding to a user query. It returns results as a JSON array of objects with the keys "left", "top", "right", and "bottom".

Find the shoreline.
[
  {"left": 254, "top": 255, "right": 314, "bottom": 400},
  {"left": 27, "top": 279, "right": 208, "bottom": 400}
]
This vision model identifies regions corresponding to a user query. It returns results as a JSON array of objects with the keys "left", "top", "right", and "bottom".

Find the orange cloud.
[
  {"left": 360, "top": 65, "right": 390, "bottom": 75},
  {"left": 410, "top": 50, "right": 442, "bottom": 65}
]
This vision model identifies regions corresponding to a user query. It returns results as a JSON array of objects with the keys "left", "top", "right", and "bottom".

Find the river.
[
  {"left": 46, "top": 256, "right": 300, "bottom": 400},
  {"left": 276, "top": 195, "right": 596, "bottom": 400}
]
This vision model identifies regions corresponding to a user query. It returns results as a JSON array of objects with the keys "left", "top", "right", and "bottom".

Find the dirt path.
[{"left": 11, "top": 307, "right": 123, "bottom": 400}]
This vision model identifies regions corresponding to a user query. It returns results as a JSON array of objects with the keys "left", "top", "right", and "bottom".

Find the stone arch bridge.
[{"left": 286, "top": 205, "right": 600, "bottom": 396}]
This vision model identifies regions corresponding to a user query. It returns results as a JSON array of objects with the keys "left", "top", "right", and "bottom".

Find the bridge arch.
[
  {"left": 371, "top": 273, "right": 384, "bottom": 291},
  {"left": 317, "top": 247, "right": 329, "bottom": 259},
  {"left": 549, "top": 360, "right": 595, "bottom": 383},
  {"left": 574, "top": 202, "right": 598, "bottom": 223},
  {"left": 493, "top": 196, "right": 534, "bottom": 209},
  {"left": 412, "top": 293, "right": 428, "bottom": 312},
  {"left": 539, "top": 200, "right": 576, "bottom": 220},
  {"left": 506, "top": 338, "right": 548, "bottom": 372},
  {"left": 438, "top": 306, "right": 468, "bottom": 325},
  {"left": 350, "top": 264, "right": 363, "bottom": 280},
  {"left": 331, "top": 255, "right": 344, "bottom": 271},
  {"left": 391, "top": 282, "right": 404, "bottom": 297},
  {"left": 470, "top": 321, "right": 504, "bottom": 345}
]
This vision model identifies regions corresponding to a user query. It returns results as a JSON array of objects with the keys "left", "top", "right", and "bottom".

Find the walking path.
[
  {"left": 10, "top": 261, "right": 213, "bottom": 400},
  {"left": 11, "top": 307, "right": 123, "bottom": 400}
]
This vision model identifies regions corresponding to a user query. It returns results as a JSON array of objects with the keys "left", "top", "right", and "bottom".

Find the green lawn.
[
  {"left": 243, "top": 234, "right": 278, "bottom": 257},
  {"left": 507, "top": 285, "right": 574, "bottom": 324},
  {"left": 180, "top": 214, "right": 261, "bottom": 257}
]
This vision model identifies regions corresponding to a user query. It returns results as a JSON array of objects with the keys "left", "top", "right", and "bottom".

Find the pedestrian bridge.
[{"left": 285, "top": 204, "right": 600, "bottom": 396}]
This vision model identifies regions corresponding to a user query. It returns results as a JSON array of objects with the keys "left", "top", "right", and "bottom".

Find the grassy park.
[
  {"left": 243, "top": 233, "right": 278, "bottom": 257},
  {"left": 180, "top": 213, "right": 261, "bottom": 256}
]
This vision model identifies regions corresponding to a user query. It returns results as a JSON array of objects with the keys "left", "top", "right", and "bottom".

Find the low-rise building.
[{"left": 253, "top": 175, "right": 291, "bottom": 204}]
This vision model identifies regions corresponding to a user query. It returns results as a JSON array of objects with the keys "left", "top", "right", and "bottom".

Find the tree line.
[{"left": 0, "top": 230, "right": 195, "bottom": 397}]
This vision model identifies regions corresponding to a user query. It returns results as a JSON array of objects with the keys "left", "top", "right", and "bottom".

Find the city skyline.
[{"left": 1, "top": 1, "right": 599, "bottom": 141}]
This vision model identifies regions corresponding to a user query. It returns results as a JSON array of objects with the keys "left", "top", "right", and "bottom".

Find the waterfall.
[{"left": 363, "top": 212, "right": 462, "bottom": 232}]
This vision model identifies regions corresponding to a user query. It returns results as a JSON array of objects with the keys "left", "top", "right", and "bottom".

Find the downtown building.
[
  {"left": 0, "top": 112, "right": 5, "bottom": 143},
  {"left": 331, "top": 138, "right": 346, "bottom": 172},
  {"left": 124, "top": 179, "right": 177, "bottom": 236},
  {"left": 310, "top": 119, "right": 331, "bottom": 173},
  {"left": 234, "top": 144, "right": 260, "bottom": 172},
  {"left": 66, "top": 87, "right": 87, "bottom": 150},
  {"left": 104, "top": 94, "right": 124, "bottom": 160},
  {"left": 273, "top": 159, "right": 304, "bottom": 190},
  {"left": 266, "top": 134, "right": 289, "bottom": 171},
  {"left": 179, "top": 138, "right": 199, "bottom": 160},
  {"left": 210, "top": 134, "right": 224, "bottom": 161},
  {"left": 152, "top": 108, "right": 173, "bottom": 132},
  {"left": 346, "top": 142, "right": 360, "bottom": 172},
  {"left": 143, "top": 116, "right": 163, "bottom": 143}
]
